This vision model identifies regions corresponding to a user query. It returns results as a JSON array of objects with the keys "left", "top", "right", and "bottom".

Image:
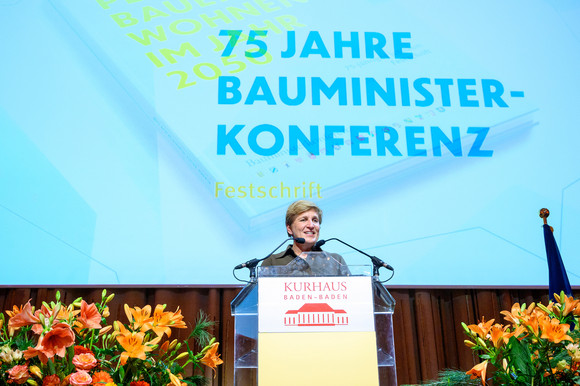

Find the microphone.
[
  {"left": 313, "top": 239, "right": 326, "bottom": 250},
  {"left": 317, "top": 238, "right": 394, "bottom": 272},
  {"left": 234, "top": 237, "right": 305, "bottom": 270}
]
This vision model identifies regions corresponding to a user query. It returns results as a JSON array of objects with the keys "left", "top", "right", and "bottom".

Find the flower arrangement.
[
  {"left": 462, "top": 291, "right": 580, "bottom": 385},
  {"left": 0, "top": 290, "right": 223, "bottom": 385}
]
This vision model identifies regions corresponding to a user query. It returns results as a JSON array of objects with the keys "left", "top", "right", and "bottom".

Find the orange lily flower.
[
  {"left": 6, "top": 303, "right": 26, "bottom": 319},
  {"left": 510, "top": 324, "right": 528, "bottom": 340},
  {"left": 167, "top": 370, "right": 187, "bottom": 386},
  {"left": 466, "top": 360, "right": 488, "bottom": 385},
  {"left": 467, "top": 317, "right": 494, "bottom": 339},
  {"left": 540, "top": 318, "right": 573, "bottom": 344},
  {"left": 167, "top": 308, "right": 187, "bottom": 330},
  {"left": 115, "top": 324, "right": 161, "bottom": 365},
  {"left": 560, "top": 295, "right": 580, "bottom": 317},
  {"left": 489, "top": 324, "right": 511, "bottom": 348},
  {"left": 56, "top": 304, "right": 80, "bottom": 323},
  {"left": 200, "top": 342, "right": 223, "bottom": 377},
  {"left": 142, "top": 305, "right": 186, "bottom": 338},
  {"left": 501, "top": 302, "right": 535, "bottom": 325},
  {"left": 520, "top": 312, "right": 546, "bottom": 337},
  {"left": 124, "top": 304, "right": 152, "bottom": 331}
]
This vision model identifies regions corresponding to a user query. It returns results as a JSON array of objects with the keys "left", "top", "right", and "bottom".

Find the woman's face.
[{"left": 287, "top": 209, "right": 320, "bottom": 248}]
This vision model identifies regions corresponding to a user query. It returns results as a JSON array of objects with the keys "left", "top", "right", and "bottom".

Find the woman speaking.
[{"left": 261, "top": 200, "right": 346, "bottom": 268}]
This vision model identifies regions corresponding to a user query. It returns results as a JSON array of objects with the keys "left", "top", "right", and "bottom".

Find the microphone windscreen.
[{"left": 294, "top": 237, "right": 306, "bottom": 244}]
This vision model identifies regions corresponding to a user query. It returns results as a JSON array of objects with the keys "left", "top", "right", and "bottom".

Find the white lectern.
[{"left": 231, "top": 252, "right": 396, "bottom": 385}]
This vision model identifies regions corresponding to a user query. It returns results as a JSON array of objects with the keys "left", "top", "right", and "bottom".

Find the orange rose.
[
  {"left": 72, "top": 353, "right": 97, "bottom": 371},
  {"left": 6, "top": 364, "right": 30, "bottom": 384},
  {"left": 74, "top": 346, "right": 94, "bottom": 356},
  {"left": 69, "top": 371, "right": 92, "bottom": 386},
  {"left": 42, "top": 374, "right": 61, "bottom": 386}
]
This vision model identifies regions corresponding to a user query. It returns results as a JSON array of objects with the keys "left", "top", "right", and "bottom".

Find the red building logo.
[{"left": 284, "top": 303, "right": 349, "bottom": 326}]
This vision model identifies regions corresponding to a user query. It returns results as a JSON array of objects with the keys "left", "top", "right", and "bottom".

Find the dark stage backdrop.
[{"left": 2, "top": 286, "right": 576, "bottom": 385}]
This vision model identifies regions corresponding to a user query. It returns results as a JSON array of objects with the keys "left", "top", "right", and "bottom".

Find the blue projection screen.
[{"left": 1, "top": 0, "right": 580, "bottom": 286}]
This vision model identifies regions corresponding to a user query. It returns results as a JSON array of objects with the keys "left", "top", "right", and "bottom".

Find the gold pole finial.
[{"left": 539, "top": 208, "right": 552, "bottom": 229}]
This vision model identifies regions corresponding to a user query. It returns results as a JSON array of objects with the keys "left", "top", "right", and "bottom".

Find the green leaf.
[
  {"left": 507, "top": 336, "right": 534, "bottom": 382},
  {"left": 188, "top": 311, "right": 215, "bottom": 347}
]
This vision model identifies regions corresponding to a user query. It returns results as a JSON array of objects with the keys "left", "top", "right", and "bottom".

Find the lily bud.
[
  {"left": 55, "top": 291, "right": 61, "bottom": 303},
  {"left": 537, "top": 303, "right": 551, "bottom": 315},
  {"left": 124, "top": 304, "right": 132, "bottom": 321},
  {"left": 99, "top": 325, "right": 112, "bottom": 336},
  {"left": 105, "top": 294, "right": 115, "bottom": 304},
  {"left": 29, "top": 365, "right": 42, "bottom": 378},
  {"left": 461, "top": 322, "right": 472, "bottom": 335},
  {"left": 477, "top": 337, "right": 487, "bottom": 349},
  {"left": 102, "top": 289, "right": 107, "bottom": 300},
  {"left": 52, "top": 303, "right": 61, "bottom": 317},
  {"left": 159, "top": 341, "right": 170, "bottom": 355},
  {"left": 174, "top": 342, "right": 182, "bottom": 351},
  {"left": 464, "top": 340, "right": 476, "bottom": 348},
  {"left": 73, "top": 297, "right": 83, "bottom": 307},
  {"left": 209, "top": 337, "right": 216, "bottom": 345},
  {"left": 175, "top": 351, "right": 189, "bottom": 361},
  {"left": 0, "top": 318, "right": 3, "bottom": 330},
  {"left": 200, "top": 342, "right": 215, "bottom": 354},
  {"left": 113, "top": 321, "right": 120, "bottom": 332},
  {"left": 169, "top": 339, "right": 178, "bottom": 350},
  {"left": 38, "top": 313, "right": 46, "bottom": 327},
  {"left": 26, "top": 379, "right": 38, "bottom": 386},
  {"left": 102, "top": 307, "right": 110, "bottom": 318}
]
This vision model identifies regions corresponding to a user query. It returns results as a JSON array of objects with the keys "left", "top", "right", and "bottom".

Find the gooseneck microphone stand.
[
  {"left": 234, "top": 237, "right": 305, "bottom": 281},
  {"left": 315, "top": 238, "right": 394, "bottom": 278}
]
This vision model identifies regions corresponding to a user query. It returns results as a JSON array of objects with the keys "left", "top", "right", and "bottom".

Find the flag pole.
[{"left": 540, "top": 208, "right": 572, "bottom": 300}]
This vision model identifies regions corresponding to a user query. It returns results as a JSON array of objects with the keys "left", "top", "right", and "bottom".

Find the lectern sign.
[{"left": 258, "top": 276, "right": 374, "bottom": 333}]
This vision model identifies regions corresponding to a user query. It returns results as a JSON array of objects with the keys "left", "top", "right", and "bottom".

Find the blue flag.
[{"left": 543, "top": 224, "right": 572, "bottom": 300}]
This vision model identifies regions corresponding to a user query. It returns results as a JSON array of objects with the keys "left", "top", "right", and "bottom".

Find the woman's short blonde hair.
[{"left": 285, "top": 200, "right": 323, "bottom": 233}]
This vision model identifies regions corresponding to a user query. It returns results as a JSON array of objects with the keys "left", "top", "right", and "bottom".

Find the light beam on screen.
[{"left": 0, "top": 109, "right": 119, "bottom": 285}]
